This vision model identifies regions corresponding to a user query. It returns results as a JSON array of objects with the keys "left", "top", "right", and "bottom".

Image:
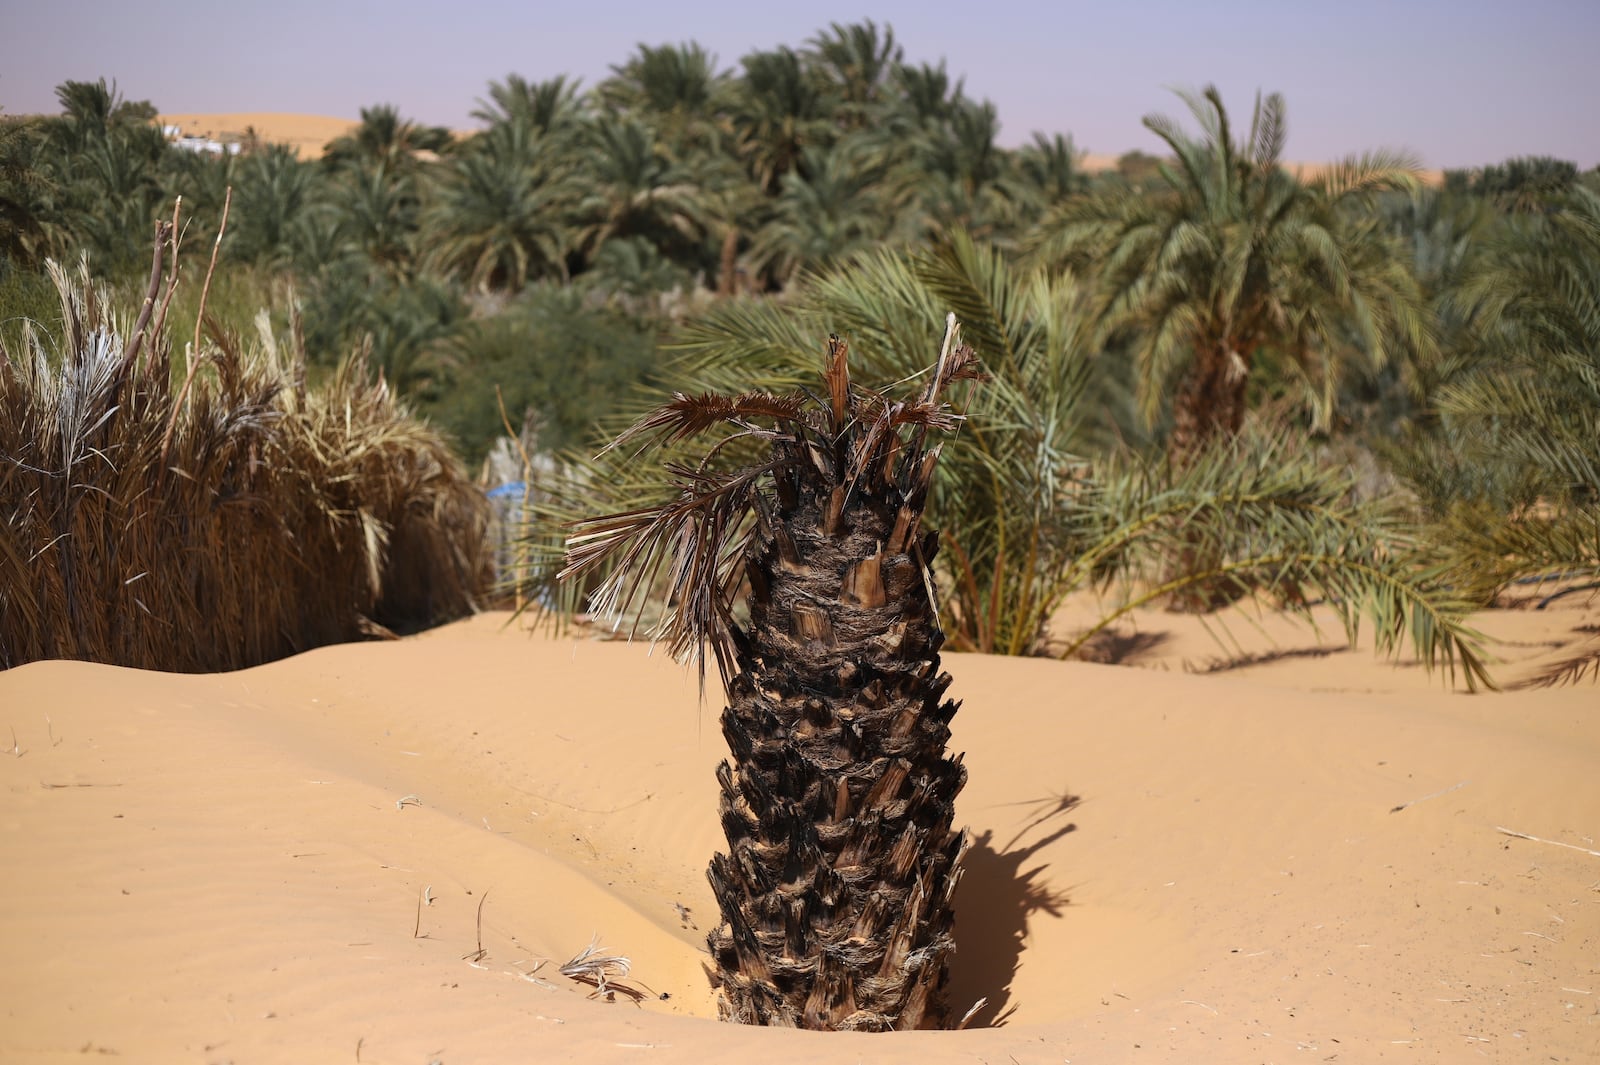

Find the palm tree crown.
[{"left": 1032, "top": 86, "right": 1430, "bottom": 457}]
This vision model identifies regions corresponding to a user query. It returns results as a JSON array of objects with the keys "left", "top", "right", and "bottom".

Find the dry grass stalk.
[
  {"left": 1495, "top": 826, "right": 1600, "bottom": 859},
  {"left": 0, "top": 213, "right": 491, "bottom": 672}
]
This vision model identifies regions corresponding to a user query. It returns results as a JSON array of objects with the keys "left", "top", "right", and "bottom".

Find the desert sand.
[
  {"left": 158, "top": 113, "right": 360, "bottom": 158},
  {"left": 2, "top": 590, "right": 1597, "bottom": 1064}
]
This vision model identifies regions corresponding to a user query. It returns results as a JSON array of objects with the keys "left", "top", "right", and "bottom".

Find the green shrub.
[{"left": 422, "top": 284, "right": 661, "bottom": 466}]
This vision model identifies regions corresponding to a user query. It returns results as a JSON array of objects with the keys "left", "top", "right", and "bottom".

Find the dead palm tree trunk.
[
  {"left": 709, "top": 407, "right": 968, "bottom": 1029},
  {"left": 563, "top": 324, "right": 982, "bottom": 1030}
]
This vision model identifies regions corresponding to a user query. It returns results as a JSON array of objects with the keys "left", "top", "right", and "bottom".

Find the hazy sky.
[{"left": 2, "top": 0, "right": 1595, "bottom": 169}]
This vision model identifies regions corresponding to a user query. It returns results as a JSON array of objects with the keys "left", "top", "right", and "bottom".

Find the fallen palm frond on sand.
[
  {"left": 0, "top": 212, "right": 491, "bottom": 671},
  {"left": 560, "top": 936, "right": 645, "bottom": 1002}
]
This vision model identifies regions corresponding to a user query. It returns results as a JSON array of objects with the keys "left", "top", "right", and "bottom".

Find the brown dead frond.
[
  {"left": 560, "top": 324, "right": 982, "bottom": 695},
  {"left": 607, "top": 391, "right": 808, "bottom": 454}
]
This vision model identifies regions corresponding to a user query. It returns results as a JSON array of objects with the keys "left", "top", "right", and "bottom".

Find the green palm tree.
[
  {"left": 563, "top": 327, "right": 981, "bottom": 1030},
  {"left": 227, "top": 144, "right": 327, "bottom": 270},
  {"left": 473, "top": 74, "right": 587, "bottom": 138},
  {"left": 156, "top": 146, "right": 233, "bottom": 246},
  {"left": 50, "top": 79, "right": 157, "bottom": 151},
  {"left": 422, "top": 124, "right": 575, "bottom": 291},
  {"left": 598, "top": 42, "right": 729, "bottom": 138},
  {"left": 731, "top": 47, "right": 830, "bottom": 196},
  {"left": 0, "top": 113, "right": 58, "bottom": 270},
  {"left": 572, "top": 117, "right": 711, "bottom": 269},
  {"left": 1466, "top": 156, "right": 1579, "bottom": 215},
  {"left": 324, "top": 104, "right": 451, "bottom": 173},
  {"left": 1031, "top": 86, "right": 1430, "bottom": 459},
  {"left": 745, "top": 144, "right": 890, "bottom": 284},
  {"left": 891, "top": 97, "right": 1020, "bottom": 241},
  {"left": 1014, "top": 132, "right": 1088, "bottom": 210},
  {"left": 887, "top": 61, "right": 964, "bottom": 130},
  {"left": 807, "top": 20, "right": 902, "bottom": 129},
  {"left": 333, "top": 161, "right": 421, "bottom": 274},
  {"left": 40, "top": 79, "right": 168, "bottom": 270},
  {"left": 1340, "top": 183, "right": 1496, "bottom": 446},
  {"left": 1425, "top": 184, "right": 1600, "bottom": 605}
]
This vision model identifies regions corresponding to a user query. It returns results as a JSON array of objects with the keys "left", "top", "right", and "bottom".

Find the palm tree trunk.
[
  {"left": 1166, "top": 340, "right": 1253, "bottom": 611},
  {"left": 717, "top": 227, "right": 740, "bottom": 296},
  {"left": 707, "top": 453, "right": 969, "bottom": 1030},
  {"left": 1167, "top": 341, "right": 1250, "bottom": 465}
]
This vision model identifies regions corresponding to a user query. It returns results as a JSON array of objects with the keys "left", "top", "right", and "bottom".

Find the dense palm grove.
[
  {"left": 5, "top": 21, "right": 1596, "bottom": 1033},
  {"left": 2, "top": 21, "right": 1597, "bottom": 679}
]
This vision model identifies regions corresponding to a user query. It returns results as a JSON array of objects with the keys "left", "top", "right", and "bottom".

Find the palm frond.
[
  {"left": 1250, "top": 92, "right": 1287, "bottom": 169},
  {"left": 1313, "top": 150, "right": 1421, "bottom": 201},
  {"left": 607, "top": 390, "right": 808, "bottom": 454},
  {"left": 1054, "top": 428, "right": 1495, "bottom": 691}
]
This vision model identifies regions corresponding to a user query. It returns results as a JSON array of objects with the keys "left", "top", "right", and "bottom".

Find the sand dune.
[
  {"left": 158, "top": 113, "right": 360, "bottom": 158},
  {"left": 3, "top": 592, "right": 1597, "bottom": 1063}
]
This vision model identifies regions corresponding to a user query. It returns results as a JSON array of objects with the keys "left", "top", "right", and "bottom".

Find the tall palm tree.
[
  {"left": 1031, "top": 86, "right": 1431, "bottom": 460},
  {"left": 598, "top": 42, "right": 728, "bottom": 136},
  {"left": 1466, "top": 155, "right": 1579, "bottom": 215},
  {"left": 562, "top": 327, "right": 981, "bottom": 1030},
  {"left": 323, "top": 104, "right": 451, "bottom": 173},
  {"left": 421, "top": 123, "right": 575, "bottom": 291},
  {"left": 333, "top": 161, "right": 421, "bottom": 275},
  {"left": 40, "top": 79, "right": 167, "bottom": 270},
  {"left": 571, "top": 117, "right": 711, "bottom": 270},
  {"left": 0, "top": 113, "right": 58, "bottom": 270},
  {"left": 1423, "top": 184, "right": 1600, "bottom": 604},
  {"left": 1345, "top": 183, "right": 1495, "bottom": 443},
  {"left": 1014, "top": 132, "right": 1088, "bottom": 210},
  {"left": 807, "top": 20, "right": 902, "bottom": 129},
  {"left": 731, "top": 47, "right": 830, "bottom": 196},
  {"left": 744, "top": 144, "right": 890, "bottom": 285},
  {"left": 892, "top": 97, "right": 1019, "bottom": 241},
  {"left": 156, "top": 146, "right": 233, "bottom": 247},
  {"left": 888, "top": 62, "right": 964, "bottom": 131},
  {"left": 227, "top": 144, "right": 327, "bottom": 270},
  {"left": 472, "top": 74, "right": 587, "bottom": 138}
]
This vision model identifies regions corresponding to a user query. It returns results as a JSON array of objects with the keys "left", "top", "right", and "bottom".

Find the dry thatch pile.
[{"left": 0, "top": 249, "right": 490, "bottom": 672}]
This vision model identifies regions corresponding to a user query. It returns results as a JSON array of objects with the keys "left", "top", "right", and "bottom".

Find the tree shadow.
[
  {"left": 1187, "top": 645, "right": 1340, "bottom": 674},
  {"left": 948, "top": 792, "right": 1079, "bottom": 1027},
  {"left": 1069, "top": 629, "right": 1170, "bottom": 665}
]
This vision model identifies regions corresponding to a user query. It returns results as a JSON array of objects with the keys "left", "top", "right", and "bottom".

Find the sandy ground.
[
  {"left": 2, "top": 589, "right": 1597, "bottom": 1064},
  {"left": 158, "top": 113, "right": 359, "bottom": 158}
]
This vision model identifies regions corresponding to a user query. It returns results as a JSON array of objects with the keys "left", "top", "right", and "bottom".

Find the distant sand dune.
[{"left": 158, "top": 112, "right": 360, "bottom": 158}]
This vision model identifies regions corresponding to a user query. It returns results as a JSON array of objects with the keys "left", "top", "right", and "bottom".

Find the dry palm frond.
[
  {"left": 559, "top": 936, "right": 641, "bottom": 1000},
  {"left": 607, "top": 391, "right": 808, "bottom": 453},
  {"left": 0, "top": 222, "right": 491, "bottom": 672},
  {"left": 560, "top": 329, "right": 977, "bottom": 693}
]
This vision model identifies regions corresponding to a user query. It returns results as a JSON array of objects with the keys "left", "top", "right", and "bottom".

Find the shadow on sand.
[{"left": 947, "top": 792, "right": 1079, "bottom": 1027}]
